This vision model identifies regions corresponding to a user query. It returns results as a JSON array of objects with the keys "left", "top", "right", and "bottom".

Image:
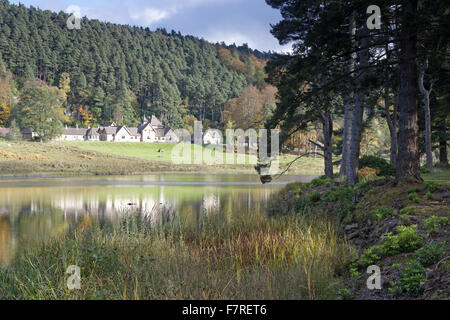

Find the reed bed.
[{"left": 0, "top": 212, "right": 354, "bottom": 300}]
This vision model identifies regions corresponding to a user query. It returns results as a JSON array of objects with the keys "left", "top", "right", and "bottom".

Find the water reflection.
[{"left": 0, "top": 174, "right": 314, "bottom": 266}]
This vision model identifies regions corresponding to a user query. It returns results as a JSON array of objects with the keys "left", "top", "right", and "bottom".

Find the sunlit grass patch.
[{"left": 423, "top": 169, "right": 450, "bottom": 185}]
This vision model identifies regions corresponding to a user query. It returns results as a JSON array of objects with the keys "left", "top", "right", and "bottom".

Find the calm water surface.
[{"left": 0, "top": 174, "right": 315, "bottom": 266}]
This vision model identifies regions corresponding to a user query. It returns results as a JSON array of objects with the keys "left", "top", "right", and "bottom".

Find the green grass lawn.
[
  {"left": 0, "top": 140, "right": 326, "bottom": 176},
  {"left": 65, "top": 141, "right": 257, "bottom": 164},
  {"left": 423, "top": 169, "right": 450, "bottom": 185},
  {"left": 66, "top": 141, "right": 326, "bottom": 175}
]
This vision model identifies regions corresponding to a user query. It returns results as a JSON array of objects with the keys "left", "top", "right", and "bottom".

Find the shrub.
[
  {"left": 441, "top": 261, "right": 450, "bottom": 273},
  {"left": 397, "top": 260, "right": 426, "bottom": 297},
  {"left": 294, "top": 196, "right": 315, "bottom": 214},
  {"left": 425, "top": 192, "right": 436, "bottom": 200},
  {"left": 388, "top": 282, "right": 403, "bottom": 297},
  {"left": 372, "top": 206, "right": 396, "bottom": 221},
  {"left": 310, "top": 176, "right": 332, "bottom": 187},
  {"left": 399, "top": 214, "right": 412, "bottom": 226},
  {"left": 357, "top": 245, "right": 383, "bottom": 269},
  {"left": 407, "top": 187, "right": 420, "bottom": 194},
  {"left": 400, "top": 206, "right": 416, "bottom": 215},
  {"left": 422, "top": 216, "right": 448, "bottom": 235},
  {"left": 359, "top": 155, "right": 396, "bottom": 177},
  {"left": 337, "top": 288, "right": 353, "bottom": 300},
  {"left": 415, "top": 242, "right": 446, "bottom": 266},
  {"left": 424, "top": 182, "right": 439, "bottom": 193},
  {"left": 381, "top": 225, "right": 423, "bottom": 255},
  {"left": 321, "top": 185, "right": 355, "bottom": 222},
  {"left": 358, "top": 167, "right": 379, "bottom": 179},
  {"left": 322, "top": 186, "right": 354, "bottom": 202},
  {"left": 392, "top": 263, "right": 402, "bottom": 269},
  {"left": 420, "top": 167, "right": 431, "bottom": 174},
  {"left": 309, "top": 191, "right": 321, "bottom": 203},
  {"left": 408, "top": 192, "right": 420, "bottom": 203},
  {"left": 283, "top": 183, "right": 304, "bottom": 194},
  {"left": 349, "top": 267, "right": 360, "bottom": 278}
]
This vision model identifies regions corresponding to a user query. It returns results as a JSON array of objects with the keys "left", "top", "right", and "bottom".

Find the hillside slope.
[{"left": 0, "top": 0, "right": 269, "bottom": 128}]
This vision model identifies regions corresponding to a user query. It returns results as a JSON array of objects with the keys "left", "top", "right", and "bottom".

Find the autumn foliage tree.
[
  {"left": 0, "top": 64, "right": 15, "bottom": 125},
  {"left": 77, "top": 106, "right": 94, "bottom": 127},
  {"left": 223, "top": 85, "right": 277, "bottom": 130}
]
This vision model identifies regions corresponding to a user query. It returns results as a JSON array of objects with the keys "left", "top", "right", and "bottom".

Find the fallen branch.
[
  {"left": 273, "top": 152, "right": 324, "bottom": 181},
  {"left": 434, "top": 256, "right": 450, "bottom": 272},
  {"left": 309, "top": 139, "right": 324, "bottom": 150}
]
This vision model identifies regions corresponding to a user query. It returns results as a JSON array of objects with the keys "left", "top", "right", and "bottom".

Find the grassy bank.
[
  {"left": 0, "top": 140, "right": 325, "bottom": 177},
  {"left": 0, "top": 213, "right": 353, "bottom": 300},
  {"left": 269, "top": 172, "right": 450, "bottom": 299}
]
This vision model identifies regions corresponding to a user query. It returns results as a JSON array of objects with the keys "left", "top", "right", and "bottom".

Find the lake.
[{"left": 0, "top": 174, "right": 315, "bottom": 266}]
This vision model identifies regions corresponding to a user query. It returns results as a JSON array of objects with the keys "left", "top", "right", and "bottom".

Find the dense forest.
[{"left": 0, "top": 0, "right": 276, "bottom": 129}]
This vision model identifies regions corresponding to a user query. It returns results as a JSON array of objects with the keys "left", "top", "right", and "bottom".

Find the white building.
[
  {"left": 86, "top": 127, "right": 100, "bottom": 141},
  {"left": 138, "top": 116, "right": 179, "bottom": 143},
  {"left": 54, "top": 115, "right": 179, "bottom": 143},
  {"left": 114, "top": 126, "right": 136, "bottom": 143},
  {"left": 138, "top": 122, "right": 157, "bottom": 143},
  {"left": 99, "top": 127, "right": 116, "bottom": 142},
  {"left": 203, "top": 129, "right": 222, "bottom": 145},
  {"left": 57, "top": 128, "right": 88, "bottom": 141}
]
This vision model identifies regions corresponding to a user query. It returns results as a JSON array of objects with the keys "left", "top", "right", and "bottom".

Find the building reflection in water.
[{"left": 0, "top": 183, "right": 278, "bottom": 266}]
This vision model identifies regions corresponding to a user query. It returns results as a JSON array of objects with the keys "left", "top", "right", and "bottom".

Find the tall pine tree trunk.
[
  {"left": 419, "top": 58, "right": 433, "bottom": 171},
  {"left": 347, "top": 27, "right": 369, "bottom": 186},
  {"left": 298, "top": 130, "right": 302, "bottom": 155},
  {"left": 321, "top": 111, "right": 334, "bottom": 178},
  {"left": 385, "top": 88, "right": 398, "bottom": 166},
  {"left": 396, "top": 0, "right": 422, "bottom": 183},
  {"left": 439, "top": 123, "right": 448, "bottom": 165},
  {"left": 340, "top": 11, "right": 356, "bottom": 177}
]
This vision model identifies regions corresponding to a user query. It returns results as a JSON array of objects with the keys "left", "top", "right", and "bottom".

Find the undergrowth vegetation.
[
  {"left": 0, "top": 212, "right": 353, "bottom": 300},
  {"left": 268, "top": 172, "right": 450, "bottom": 299}
]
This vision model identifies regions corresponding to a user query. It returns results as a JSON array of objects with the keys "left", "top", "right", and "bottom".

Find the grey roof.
[
  {"left": 128, "top": 128, "right": 140, "bottom": 136},
  {"left": 155, "top": 128, "right": 174, "bottom": 138},
  {"left": 0, "top": 128, "right": 10, "bottom": 136},
  {"left": 116, "top": 126, "right": 132, "bottom": 136},
  {"left": 138, "top": 115, "right": 163, "bottom": 132},
  {"left": 86, "top": 127, "right": 101, "bottom": 136},
  {"left": 63, "top": 128, "right": 88, "bottom": 136},
  {"left": 102, "top": 127, "right": 118, "bottom": 135},
  {"left": 138, "top": 122, "right": 154, "bottom": 132},
  {"left": 149, "top": 116, "right": 163, "bottom": 128}
]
